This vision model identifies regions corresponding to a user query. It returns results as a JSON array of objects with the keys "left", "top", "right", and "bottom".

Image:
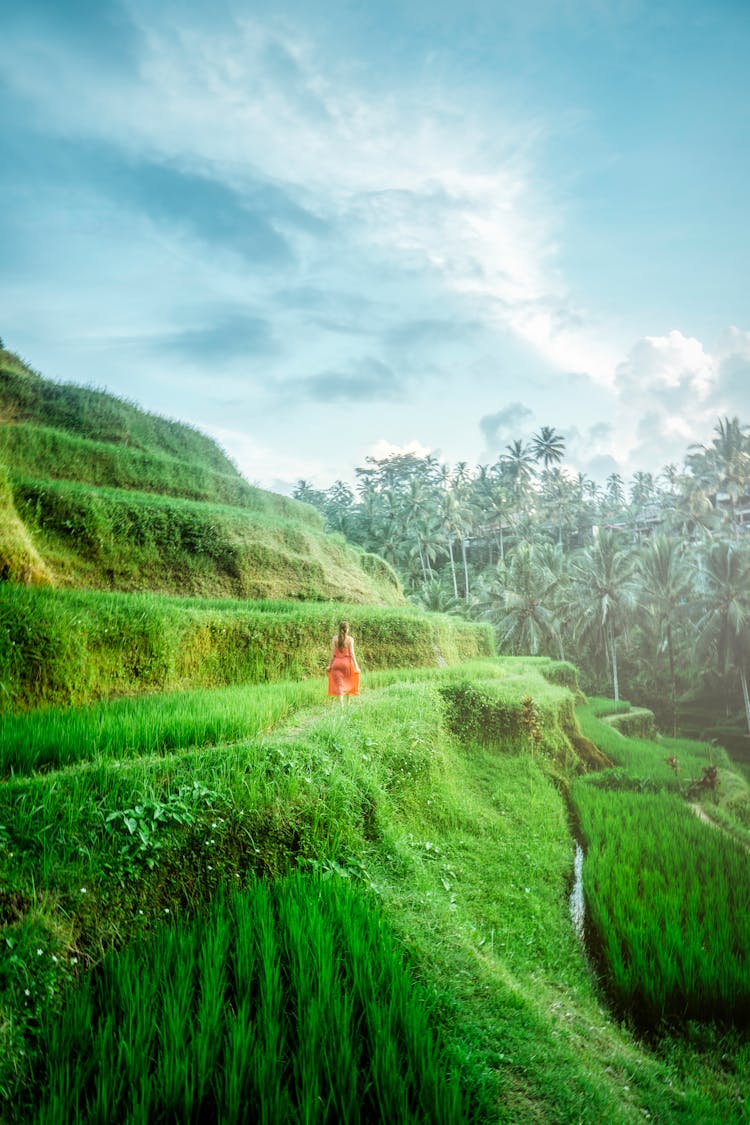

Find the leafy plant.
[{"left": 103, "top": 782, "right": 219, "bottom": 875}]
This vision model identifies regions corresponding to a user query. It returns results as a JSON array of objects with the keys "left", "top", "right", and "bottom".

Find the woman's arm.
[{"left": 348, "top": 637, "right": 361, "bottom": 673}]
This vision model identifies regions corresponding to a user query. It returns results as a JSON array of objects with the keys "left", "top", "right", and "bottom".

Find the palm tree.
[
  {"left": 453, "top": 461, "right": 473, "bottom": 489},
  {"left": 603, "top": 473, "right": 625, "bottom": 516},
  {"left": 473, "top": 468, "right": 512, "bottom": 563},
  {"left": 499, "top": 440, "right": 536, "bottom": 505},
  {"left": 693, "top": 539, "right": 750, "bottom": 733},
  {"left": 697, "top": 417, "right": 750, "bottom": 532},
  {"left": 636, "top": 535, "right": 692, "bottom": 734},
  {"left": 537, "top": 468, "right": 590, "bottom": 549},
  {"left": 491, "top": 542, "right": 565, "bottom": 657},
  {"left": 531, "top": 426, "right": 565, "bottom": 469},
  {"left": 570, "top": 530, "right": 636, "bottom": 702},
  {"left": 437, "top": 477, "right": 461, "bottom": 597},
  {"left": 324, "top": 480, "right": 356, "bottom": 536},
  {"left": 443, "top": 463, "right": 477, "bottom": 602},
  {"left": 667, "top": 474, "right": 718, "bottom": 541},
  {"left": 293, "top": 479, "right": 326, "bottom": 510},
  {"left": 457, "top": 504, "right": 475, "bottom": 603},
  {"left": 410, "top": 578, "right": 463, "bottom": 615},
  {"left": 659, "top": 463, "right": 680, "bottom": 495},
  {"left": 630, "top": 471, "right": 655, "bottom": 510},
  {"left": 401, "top": 480, "right": 432, "bottom": 582}
]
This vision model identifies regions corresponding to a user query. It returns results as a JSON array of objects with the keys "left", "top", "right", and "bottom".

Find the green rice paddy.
[
  {"left": 32, "top": 876, "right": 470, "bottom": 1125},
  {"left": 3, "top": 664, "right": 750, "bottom": 1122}
]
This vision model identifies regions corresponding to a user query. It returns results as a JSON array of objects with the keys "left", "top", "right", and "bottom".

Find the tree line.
[{"left": 294, "top": 418, "right": 750, "bottom": 736}]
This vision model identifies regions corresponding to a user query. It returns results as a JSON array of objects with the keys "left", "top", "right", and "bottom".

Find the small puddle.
[{"left": 569, "top": 842, "right": 585, "bottom": 943}]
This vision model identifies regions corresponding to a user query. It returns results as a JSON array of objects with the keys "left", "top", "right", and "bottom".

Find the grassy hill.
[
  {"left": 2, "top": 661, "right": 748, "bottom": 1121},
  {"left": 1, "top": 348, "right": 747, "bottom": 1122},
  {"left": 0, "top": 348, "right": 401, "bottom": 604},
  {"left": 0, "top": 584, "right": 494, "bottom": 712},
  {"left": 0, "top": 348, "right": 494, "bottom": 711}
]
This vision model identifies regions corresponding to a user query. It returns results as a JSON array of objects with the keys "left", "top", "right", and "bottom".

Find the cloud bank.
[{"left": 1, "top": 1, "right": 747, "bottom": 489}]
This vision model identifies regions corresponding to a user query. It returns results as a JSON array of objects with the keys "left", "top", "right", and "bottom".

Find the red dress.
[{"left": 327, "top": 641, "right": 360, "bottom": 697}]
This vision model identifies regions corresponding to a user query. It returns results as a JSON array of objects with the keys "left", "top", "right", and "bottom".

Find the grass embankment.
[
  {"left": 0, "top": 421, "right": 305, "bottom": 512},
  {"left": 0, "top": 353, "right": 402, "bottom": 604},
  {"left": 8, "top": 475, "right": 401, "bottom": 602},
  {"left": 580, "top": 699, "right": 749, "bottom": 832},
  {"left": 2, "top": 662, "right": 748, "bottom": 1122},
  {"left": 571, "top": 701, "right": 750, "bottom": 1033},
  {"left": 0, "top": 661, "right": 524, "bottom": 777},
  {"left": 0, "top": 586, "right": 494, "bottom": 713},
  {"left": 0, "top": 356, "right": 241, "bottom": 473}
]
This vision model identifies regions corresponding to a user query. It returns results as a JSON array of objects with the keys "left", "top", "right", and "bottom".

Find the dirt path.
[{"left": 689, "top": 802, "right": 750, "bottom": 853}]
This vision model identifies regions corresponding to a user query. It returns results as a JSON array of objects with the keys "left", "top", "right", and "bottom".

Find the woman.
[{"left": 327, "top": 620, "right": 361, "bottom": 704}]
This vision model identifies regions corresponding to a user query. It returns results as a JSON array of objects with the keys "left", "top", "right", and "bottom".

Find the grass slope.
[
  {"left": 571, "top": 701, "right": 750, "bottom": 1034},
  {"left": 1, "top": 661, "right": 748, "bottom": 1121},
  {"left": 0, "top": 350, "right": 401, "bottom": 605},
  {"left": 0, "top": 586, "right": 494, "bottom": 713}
]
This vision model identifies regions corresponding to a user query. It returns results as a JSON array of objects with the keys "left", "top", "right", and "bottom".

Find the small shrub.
[{"left": 439, "top": 681, "right": 521, "bottom": 746}]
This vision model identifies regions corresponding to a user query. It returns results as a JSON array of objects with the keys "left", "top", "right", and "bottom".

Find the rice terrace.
[{"left": 1, "top": 349, "right": 749, "bottom": 1123}]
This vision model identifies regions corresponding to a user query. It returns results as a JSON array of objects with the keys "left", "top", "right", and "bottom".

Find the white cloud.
[
  {"left": 202, "top": 423, "right": 331, "bottom": 491},
  {"left": 365, "top": 438, "right": 435, "bottom": 463},
  {"left": 1, "top": 7, "right": 620, "bottom": 387},
  {"left": 610, "top": 327, "right": 750, "bottom": 475},
  {"left": 615, "top": 330, "right": 713, "bottom": 400}
]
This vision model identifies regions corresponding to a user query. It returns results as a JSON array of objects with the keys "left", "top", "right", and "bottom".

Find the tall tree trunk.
[
  {"left": 741, "top": 664, "right": 750, "bottom": 736},
  {"left": 461, "top": 537, "right": 470, "bottom": 602},
  {"left": 416, "top": 540, "right": 428, "bottom": 582},
  {"left": 608, "top": 619, "right": 620, "bottom": 702},
  {"left": 447, "top": 537, "right": 458, "bottom": 597},
  {"left": 423, "top": 537, "right": 434, "bottom": 579},
  {"left": 666, "top": 622, "right": 677, "bottom": 737}
]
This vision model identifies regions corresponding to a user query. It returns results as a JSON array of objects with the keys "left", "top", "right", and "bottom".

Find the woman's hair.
[{"left": 337, "top": 621, "right": 350, "bottom": 650}]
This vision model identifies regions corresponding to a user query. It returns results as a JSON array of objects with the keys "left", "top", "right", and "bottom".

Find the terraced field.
[{"left": 2, "top": 661, "right": 749, "bottom": 1123}]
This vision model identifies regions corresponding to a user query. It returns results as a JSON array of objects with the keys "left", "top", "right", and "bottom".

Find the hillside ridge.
[{"left": 0, "top": 348, "right": 401, "bottom": 605}]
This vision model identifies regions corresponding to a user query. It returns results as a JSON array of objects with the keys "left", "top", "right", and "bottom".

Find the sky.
[{"left": 1, "top": 0, "right": 749, "bottom": 494}]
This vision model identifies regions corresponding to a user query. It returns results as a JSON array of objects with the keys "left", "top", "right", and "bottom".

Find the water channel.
[{"left": 568, "top": 841, "right": 586, "bottom": 944}]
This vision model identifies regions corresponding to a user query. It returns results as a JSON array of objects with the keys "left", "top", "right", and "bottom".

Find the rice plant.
[
  {"left": 31, "top": 875, "right": 471, "bottom": 1124},
  {"left": 0, "top": 678, "right": 327, "bottom": 776},
  {"left": 577, "top": 701, "right": 732, "bottom": 790},
  {"left": 573, "top": 784, "right": 750, "bottom": 1025}
]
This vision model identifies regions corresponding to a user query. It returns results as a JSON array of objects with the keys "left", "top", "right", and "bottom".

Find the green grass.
[
  {"left": 578, "top": 701, "right": 732, "bottom": 791},
  {"left": 576, "top": 705, "right": 750, "bottom": 845},
  {"left": 0, "top": 678, "right": 328, "bottom": 775},
  {"left": 0, "top": 585, "right": 493, "bottom": 712},
  {"left": 0, "top": 359, "right": 238, "bottom": 473},
  {"left": 30, "top": 876, "right": 470, "bottom": 1125},
  {"left": 3, "top": 669, "right": 749, "bottom": 1121},
  {"left": 0, "top": 659, "right": 571, "bottom": 777},
  {"left": 571, "top": 701, "right": 750, "bottom": 1036},
  {"left": 0, "top": 355, "right": 406, "bottom": 608},
  {"left": 10, "top": 473, "right": 403, "bottom": 603},
  {"left": 0, "top": 465, "right": 51, "bottom": 585},
  {"left": 0, "top": 420, "right": 322, "bottom": 517},
  {"left": 573, "top": 784, "right": 750, "bottom": 1025}
]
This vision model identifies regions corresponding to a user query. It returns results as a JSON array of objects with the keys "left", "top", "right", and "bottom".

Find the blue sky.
[{"left": 2, "top": 0, "right": 748, "bottom": 492}]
